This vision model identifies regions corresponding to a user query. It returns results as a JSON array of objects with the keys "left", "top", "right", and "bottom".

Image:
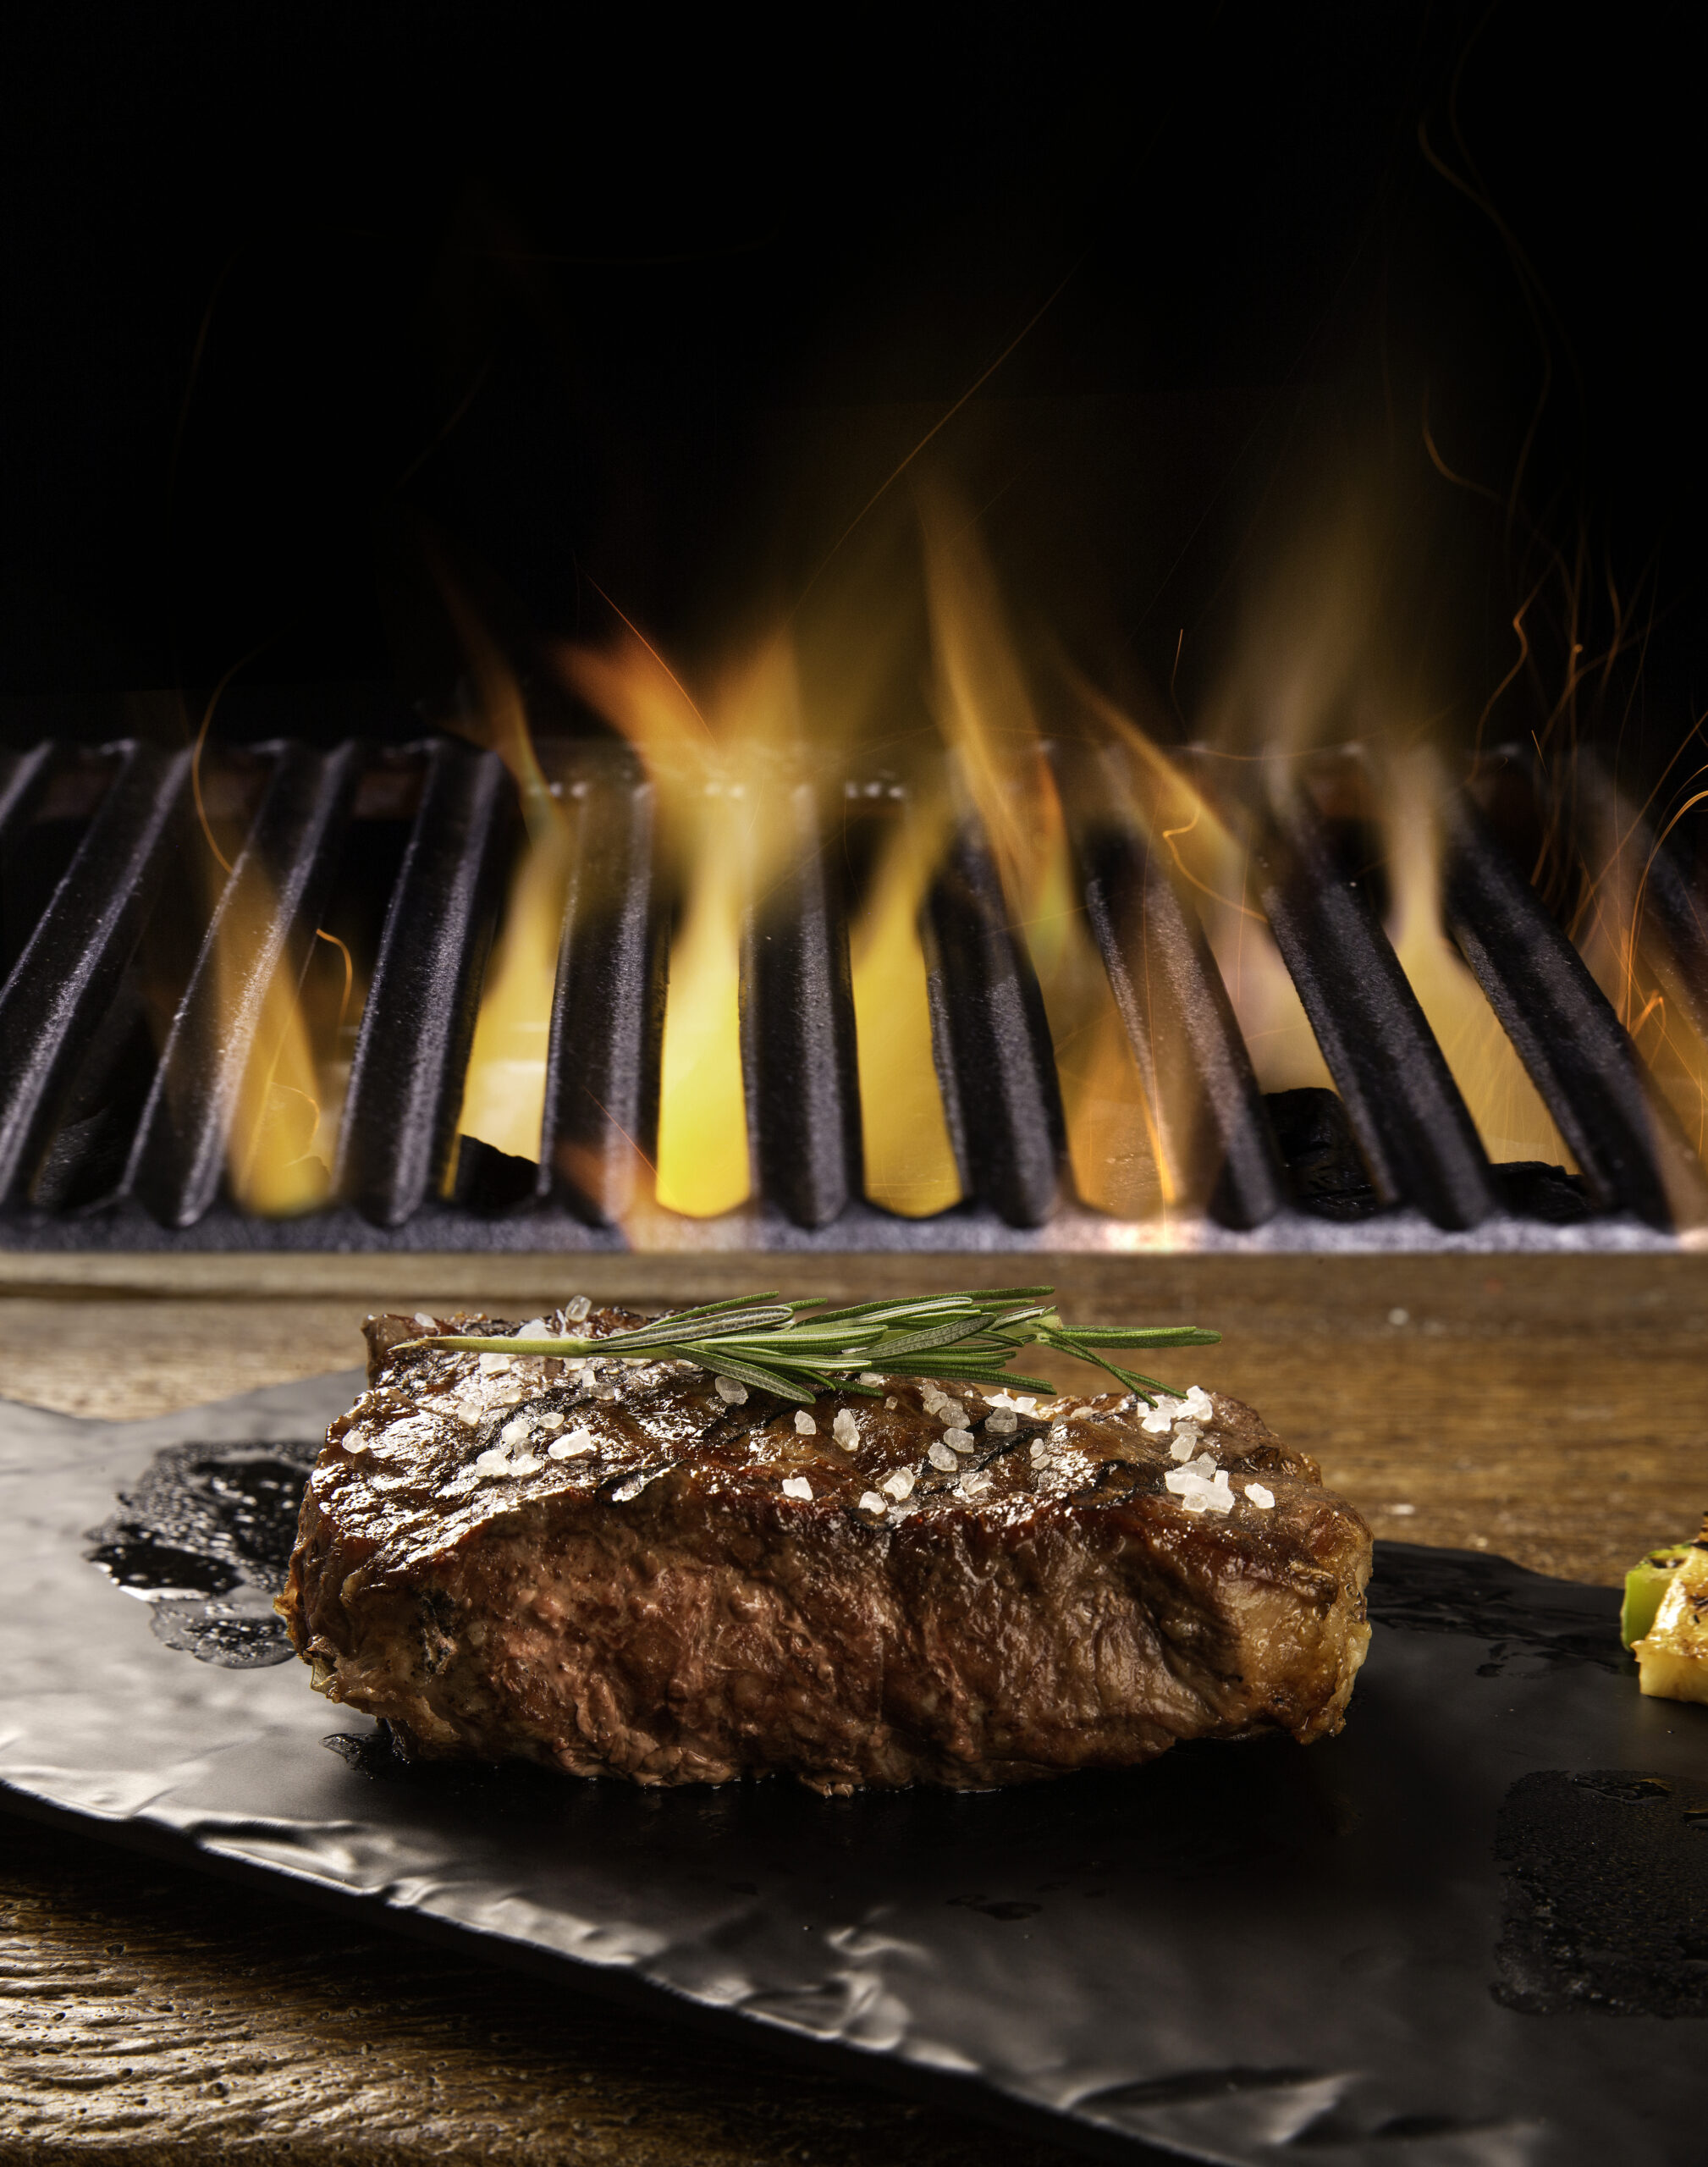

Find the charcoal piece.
[
  {"left": 1264, "top": 1088, "right": 1383, "bottom": 1218},
  {"left": 1493, "top": 1768, "right": 1708, "bottom": 2015},
  {"left": 1491, "top": 1160, "right": 1591, "bottom": 1223},
  {"left": 448, "top": 1133, "right": 537, "bottom": 1214}
]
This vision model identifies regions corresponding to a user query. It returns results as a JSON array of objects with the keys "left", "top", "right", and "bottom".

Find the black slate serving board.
[{"left": 2, "top": 1375, "right": 1704, "bottom": 2167}]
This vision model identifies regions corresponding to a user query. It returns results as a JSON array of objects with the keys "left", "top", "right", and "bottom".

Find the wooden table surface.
[{"left": 3, "top": 1249, "right": 1704, "bottom": 2162}]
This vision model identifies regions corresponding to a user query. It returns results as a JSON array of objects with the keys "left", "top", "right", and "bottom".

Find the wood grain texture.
[
  {"left": 3, "top": 1249, "right": 1705, "bottom": 2159},
  {"left": 0, "top": 1814, "right": 1088, "bottom": 2164}
]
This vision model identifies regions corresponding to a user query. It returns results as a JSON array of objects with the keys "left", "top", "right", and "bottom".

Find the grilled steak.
[{"left": 278, "top": 1307, "right": 1372, "bottom": 1791}]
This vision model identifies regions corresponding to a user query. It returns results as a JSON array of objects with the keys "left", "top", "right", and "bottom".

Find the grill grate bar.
[
  {"left": 539, "top": 762, "right": 664, "bottom": 1226},
  {"left": 741, "top": 780, "right": 863, "bottom": 1230},
  {"left": 1253, "top": 778, "right": 1498, "bottom": 1231},
  {"left": 0, "top": 741, "right": 191, "bottom": 1206},
  {"left": 335, "top": 740, "right": 510, "bottom": 1228},
  {"left": 922, "top": 816, "right": 1066, "bottom": 1228},
  {"left": 1072, "top": 758, "right": 1286, "bottom": 1231},
  {"left": 1440, "top": 786, "right": 1705, "bottom": 1229},
  {"left": 0, "top": 741, "right": 55, "bottom": 850},
  {"left": 124, "top": 742, "right": 361, "bottom": 1228},
  {"left": 1, "top": 723, "right": 1704, "bottom": 1248}
]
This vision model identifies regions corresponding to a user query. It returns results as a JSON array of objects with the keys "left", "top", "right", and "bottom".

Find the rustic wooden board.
[
  {"left": 3, "top": 1249, "right": 1704, "bottom": 2161},
  {"left": 0, "top": 1812, "right": 1085, "bottom": 2165}
]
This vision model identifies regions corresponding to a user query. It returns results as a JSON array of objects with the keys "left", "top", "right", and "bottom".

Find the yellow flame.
[
  {"left": 917, "top": 488, "right": 1173, "bottom": 1215},
  {"left": 559, "top": 626, "right": 813, "bottom": 1218},
  {"left": 218, "top": 874, "right": 333, "bottom": 1217},
  {"left": 654, "top": 790, "right": 751, "bottom": 1215},
  {"left": 444, "top": 602, "right": 573, "bottom": 1173},
  {"left": 848, "top": 803, "right": 963, "bottom": 1216},
  {"left": 1385, "top": 750, "right": 1575, "bottom": 1166},
  {"left": 455, "top": 824, "right": 573, "bottom": 1166}
]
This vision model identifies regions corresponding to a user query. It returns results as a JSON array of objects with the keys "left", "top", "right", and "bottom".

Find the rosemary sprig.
[{"left": 399, "top": 1286, "right": 1219, "bottom": 1408}]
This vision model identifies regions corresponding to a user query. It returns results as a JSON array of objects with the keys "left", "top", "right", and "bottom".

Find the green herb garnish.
[{"left": 399, "top": 1286, "right": 1219, "bottom": 1407}]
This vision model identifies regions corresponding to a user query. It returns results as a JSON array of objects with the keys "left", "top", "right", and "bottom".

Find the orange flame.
[
  {"left": 917, "top": 488, "right": 1176, "bottom": 1216},
  {"left": 1574, "top": 769, "right": 1708, "bottom": 1166},
  {"left": 1384, "top": 748, "right": 1575, "bottom": 1166}
]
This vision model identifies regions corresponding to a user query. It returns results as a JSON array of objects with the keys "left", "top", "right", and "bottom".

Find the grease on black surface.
[
  {"left": 1493, "top": 1769, "right": 1708, "bottom": 2016},
  {"left": 318, "top": 1721, "right": 1348, "bottom": 1889},
  {"left": 84, "top": 1440, "right": 317, "bottom": 1667},
  {"left": 1366, "top": 1541, "right": 1634, "bottom": 1675}
]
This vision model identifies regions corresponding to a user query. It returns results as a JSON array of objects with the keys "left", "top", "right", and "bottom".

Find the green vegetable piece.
[{"left": 1621, "top": 1543, "right": 1695, "bottom": 1648}]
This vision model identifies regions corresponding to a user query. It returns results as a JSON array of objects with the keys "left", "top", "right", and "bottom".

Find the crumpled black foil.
[{"left": 3, "top": 1374, "right": 1705, "bottom": 2167}]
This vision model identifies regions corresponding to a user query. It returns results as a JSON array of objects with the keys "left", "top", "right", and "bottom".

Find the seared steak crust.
[{"left": 278, "top": 1309, "right": 1372, "bottom": 1791}]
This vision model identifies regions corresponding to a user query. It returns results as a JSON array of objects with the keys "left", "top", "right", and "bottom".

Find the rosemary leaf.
[{"left": 402, "top": 1285, "right": 1219, "bottom": 1407}]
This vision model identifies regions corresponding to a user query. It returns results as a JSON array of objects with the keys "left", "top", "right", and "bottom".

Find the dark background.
[{"left": 1, "top": 3, "right": 1700, "bottom": 767}]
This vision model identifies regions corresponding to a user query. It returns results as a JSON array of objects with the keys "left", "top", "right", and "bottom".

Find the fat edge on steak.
[{"left": 278, "top": 1310, "right": 1373, "bottom": 1792}]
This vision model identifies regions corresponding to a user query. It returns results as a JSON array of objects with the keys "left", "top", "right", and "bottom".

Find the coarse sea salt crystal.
[
  {"left": 473, "top": 1448, "right": 511, "bottom": 1477},
  {"left": 794, "top": 1410, "right": 818, "bottom": 1436},
  {"left": 1245, "top": 1482, "right": 1275, "bottom": 1509},
  {"left": 548, "top": 1427, "right": 596, "bottom": 1459},
  {"left": 857, "top": 1371, "right": 884, "bottom": 1387},
  {"left": 537, "top": 1409, "right": 565, "bottom": 1432},
  {"left": 857, "top": 1490, "right": 886, "bottom": 1514},
  {"left": 782, "top": 1475, "right": 813, "bottom": 1500},
  {"left": 1181, "top": 1386, "right": 1214, "bottom": 1421},
  {"left": 499, "top": 1416, "right": 532, "bottom": 1447},
  {"left": 938, "top": 1400, "right": 967, "bottom": 1428},
  {"left": 478, "top": 1352, "right": 512, "bottom": 1376},
  {"left": 927, "top": 1442, "right": 959, "bottom": 1471},
  {"left": 1141, "top": 1398, "right": 1181, "bottom": 1435},
  {"left": 510, "top": 1453, "right": 543, "bottom": 1476},
  {"left": 884, "top": 1396, "right": 898, "bottom": 1409},
  {"left": 832, "top": 1409, "right": 859, "bottom": 1448},
  {"left": 983, "top": 1407, "right": 1018, "bottom": 1435},
  {"left": 881, "top": 1468, "right": 916, "bottom": 1502},
  {"left": 512, "top": 1318, "right": 549, "bottom": 1339},
  {"left": 1164, "top": 1463, "right": 1235, "bottom": 1516},
  {"left": 1029, "top": 1438, "right": 1049, "bottom": 1464},
  {"left": 959, "top": 1469, "right": 994, "bottom": 1498},
  {"left": 413, "top": 1311, "right": 436, "bottom": 1328},
  {"left": 715, "top": 1376, "right": 748, "bottom": 1405},
  {"left": 943, "top": 1426, "right": 975, "bottom": 1453},
  {"left": 564, "top": 1295, "right": 592, "bottom": 1321}
]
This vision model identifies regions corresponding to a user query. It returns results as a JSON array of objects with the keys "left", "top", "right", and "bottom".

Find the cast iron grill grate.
[{"left": 0, "top": 729, "right": 1702, "bottom": 1252}]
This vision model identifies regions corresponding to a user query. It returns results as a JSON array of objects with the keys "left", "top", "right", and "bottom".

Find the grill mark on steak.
[{"left": 277, "top": 1307, "right": 1373, "bottom": 1792}]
